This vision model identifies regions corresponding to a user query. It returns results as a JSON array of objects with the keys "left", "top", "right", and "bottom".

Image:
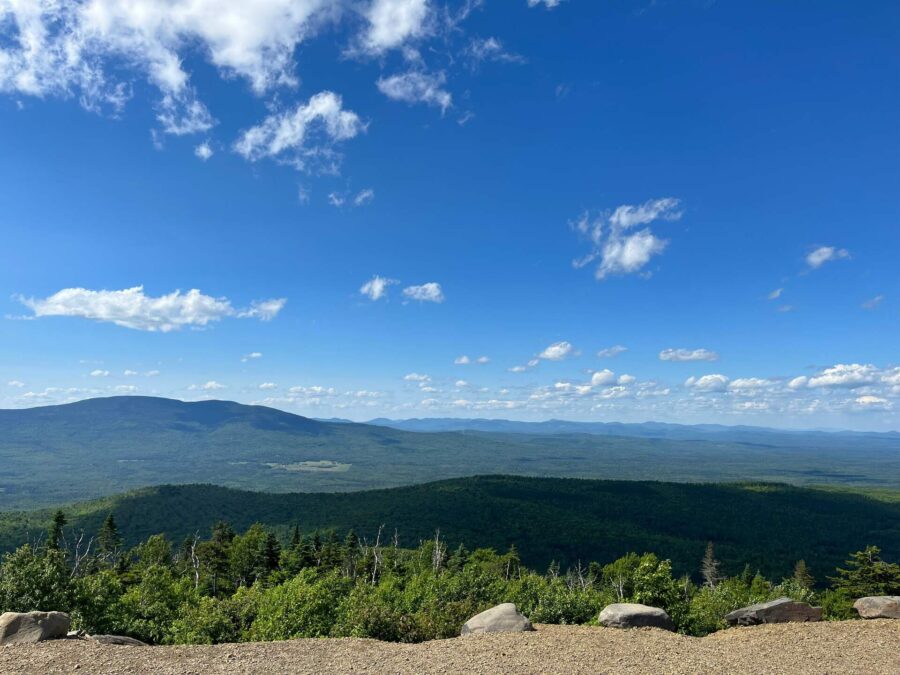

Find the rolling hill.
[
  {"left": 2, "top": 475, "right": 898, "bottom": 581},
  {"left": 1, "top": 396, "right": 899, "bottom": 509}
]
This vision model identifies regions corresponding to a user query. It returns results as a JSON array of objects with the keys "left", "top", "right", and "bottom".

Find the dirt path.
[{"left": 1, "top": 621, "right": 898, "bottom": 674}]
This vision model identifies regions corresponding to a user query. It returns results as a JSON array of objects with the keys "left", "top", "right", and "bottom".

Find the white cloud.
[
  {"left": 685, "top": 374, "right": 730, "bottom": 392},
  {"left": 364, "top": 0, "right": 430, "bottom": 53},
  {"left": 259, "top": 382, "right": 278, "bottom": 390},
  {"left": 360, "top": 275, "right": 398, "bottom": 301},
  {"left": 466, "top": 37, "right": 524, "bottom": 66},
  {"left": 597, "top": 345, "right": 627, "bottom": 358},
  {"left": 145, "top": 370, "right": 160, "bottom": 377},
  {"left": 234, "top": 91, "right": 364, "bottom": 172},
  {"left": 590, "top": 369, "right": 615, "bottom": 386},
  {"left": 454, "top": 355, "right": 471, "bottom": 365},
  {"left": 194, "top": 142, "right": 214, "bottom": 161},
  {"left": 539, "top": 341, "right": 574, "bottom": 361},
  {"left": 90, "top": 369, "right": 110, "bottom": 377},
  {"left": 807, "top": 363, "right": 877, "bottom": 389},
  {"left": 455, "top": 380, "right": 468, "bottom": 387},
  {"left": 855, "top": 395, "right": 891, "bottom": 410},
  {"left": 18, "top": 286, "right": 285, "bottom": 332},
  {"left": 659, "top": 348, "right": 719, "bottom": 362},
  {"left": 806, "top": 246, "right": 850, "bottom": 269},
  {"left": 123, "top": 370, "right": 139, "bottom": 376},
  {"left": 787, "top": 376, "right": 808, "bottom": 390},
  {"left": 508, "top": 365, "right": 527, "bottom": 373},
  {"left": 403, "top": 282, "right": 444, "bottom": 303},
  {"left": 527, "top": 0, "right": 562, "bottom": 8},
  {"left": 377, "top": 70, "right": 451, "bottom": 111},
  {"left": 476, "top": 356, "right": 490, "bottom": 364},
  {"left": 403, "top": 373, "right": 430, "bottom": 382},
  {"left": 617, "top": 374, "right": 636, "bottom": 385},
  {"left": 353, "top": 188, "right": 375, "bottom": 206},
  {"left": 768, "top": 288, "right": 783, "bottom": 300},
  {"left": 0, "top": 0, "right": 333, "bottom": 127},
  {"left": 114, "top": 384, "right": 137, "bottom": 393},
  {"left": 862, "top": 295, "right": 884, "bottom": 310},
  {"left": 729, "top": 378, "right": 774, "bottom": 390},
  {"left": 242, "top": 352, "right": 263, "bottom": 362},
  {"left": 189, "top": 380, "right": 226, "bottom": 391},
  {"left": 328, "top": 192, "right": 345, "bottom": 207},
  {"left": 573, "top": 198, "right": 681, "bottom": 280},
  {"left": 7, "top": 380, "right": 25, "bottom": 388}
]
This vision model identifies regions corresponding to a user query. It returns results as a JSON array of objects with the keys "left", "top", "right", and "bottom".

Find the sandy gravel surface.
[{"left": 1, "top": 621, "right": 898, "bottom": 675}]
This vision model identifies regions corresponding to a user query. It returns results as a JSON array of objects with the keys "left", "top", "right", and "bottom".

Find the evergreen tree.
[
  {"left": 792, "top": 559, "right": 815, "bottom": 589},
  {"left": 289, "top": 525, "right": 301, "bottom": 550},
  {"left": 830, "top": 546, "right": 900, "bottom": 596},
  {"left": 98, "top": 514, "right": 122, "bottom": 561},
  {"left": 47, "top": 510, "right": 66, "bottom": 551},
  {"left": 264, "top": 532, "right": 282, "bottom": 572},
  {"left": 701, "top": 542, "right": 721, "bottom": 588}
]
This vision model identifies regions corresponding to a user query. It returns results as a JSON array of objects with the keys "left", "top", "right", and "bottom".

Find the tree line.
[{"left": 0, "top": 510, "right": 898, "bottom": 645}]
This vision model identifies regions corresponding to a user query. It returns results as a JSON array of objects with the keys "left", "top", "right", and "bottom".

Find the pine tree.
[
  {"left": 289, "top": 525, "right": 301, "bottom": 550},
  {"left": 264, "top": 532, "right": 281, "bottom": 572},
  {"left": 701, "top": 542, "right": 721, "bottom": 588},
  {"left": 98, "top": 514, "right": 122, "bottom": 560},
  {"left": 830, "top": 546, "right": 900, "bottom": 596},
  {"left": 792, "top": 559, "right": 815, "bottom": 589},
  {"left": 47, "top": 510, "right": 66, "bottom": 551}
]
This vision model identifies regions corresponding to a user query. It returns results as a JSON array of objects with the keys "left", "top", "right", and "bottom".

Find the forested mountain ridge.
[
  {"left": 2, "top": 475, "right": 898, "bottom": 581},
  {"left": 2, "top": 397, "right": 899, "bottom": 509}
]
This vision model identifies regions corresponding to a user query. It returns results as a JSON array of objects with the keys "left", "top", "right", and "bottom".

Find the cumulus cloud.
[
  {"left": 360, "top": 275, "right": 398, "bottom": 301},
  {"left": 476, "top": 356, "right": 490, "bottom": 364},
  {"left": 659, "top": 348, "right": 719, "bottom": 362},
  {"left": 377, "top": 70, "right": 451, "bottom": 111},
  {"left": 807, "top": 246, "right": 850, "bottom": 269},
  {"left": 234, "top": 91, "right": 364, "bottom": 172},
  {"left": 807, "top": 363, "right": 877, "bottom": 389},
  {"left": 0, "top": 0, "right": 334, "bottom": 128},
  {"left": 590, "top": 369, "right": 615, "bottom": 386},
  {"left": 364, "top": 0, "right": 430, "bottom": 53},
  {"left": 123, "top": 370, "right": 139, "bottom": 376},
  {"left": 539, "top": 341, "right": 574, "bottom": 361},
  {"left": 194, "top": 142, "right": 214, "bottom": 161},
  {"left": 89, "top": 369, "right": 109, "bottom": 377},
  {"left": 729, "top": 378, "right": 774, "bottom": 390},
  {"left": 403, "top": 282, "right": 444, "bottom": 303},
  {"left": 855, "top": 395, "right": 891, "bottom": 410},
  {"left": 597, "top": 345, "right": 627, "bottom": 358},
  {"left": 454, "top": 355, "right": 471, "bottom": 365},
  {"left": 685, "top": 374, "right": 730, "bottom": 392},
  {"left": 259, "top": 382, "right": 278, "bottom": 390},
  {"left": 189, "top": 381, "right": 226, "bottom": 391},
  {"left": 242, "top": 352, "right": 263, "bottom": 362},
  {"left": 572, "top": 198, "right": 681, "bottom": 280},
  {"left": 403, "top": 373, "right": 430, "bottom": 382},
  {"left": 7, "top": 380, "right": 25, "bottom": 387},
  {"left": 17, "top": 286, "right": 285, "bottom": 332}
]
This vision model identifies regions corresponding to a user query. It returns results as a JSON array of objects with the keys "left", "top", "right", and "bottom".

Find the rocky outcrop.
[
  {"left": 853, "top": 596, "right": 900, "bottom": 619},
  {"left": 461, "top": 603, "right": 534, "bottom": 636},
  {"left": 598, "top": 603, "right": 675, "bottom": 631},
  {"left": 725, "top": 598, "right": 822, "bottom": 626},
  {"left": 90, "top": 634, "right": 148, "bottom": 646},
  {"left": 0, "top": 611, "right": 71, "bottom": 645}
]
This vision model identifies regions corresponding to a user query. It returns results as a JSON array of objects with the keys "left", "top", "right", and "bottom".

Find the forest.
[{"left": 2, "top": 510, "right": 899, "bottom": 646}]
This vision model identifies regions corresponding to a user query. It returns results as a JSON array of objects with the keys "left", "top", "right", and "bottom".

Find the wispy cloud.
[
  {"left": 806, "top": 245, "right": 850, "bottom": 270},
  {"left": 377, "top": 70, "right": 452, "bottom": 112},
  {"left": 659, "top": 348, "right": 719, "bottom": 362},
  {"left": 862, "top": 295, "right": 884, "bottom": 310},
  {"left": 597, "top": 345, "right": 628, "bottom": 358},
  {"left": 361, "top": 276, "right": 399, "bottom": 301}
]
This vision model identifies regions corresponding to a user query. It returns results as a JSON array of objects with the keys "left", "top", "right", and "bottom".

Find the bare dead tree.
[
  {"left": 69, "top": 531, "right": 94, "bottom": 578},
  {"left": 567, "top": 560, "right": 588, "bottom": 591},
  {"left": 431, "top": 529, "right": 444, "bottom": 574},
  {"left": 370, "top": 524, "right": 385, "bottom": 586},
  {"left": 189, "top": 533, "right": 202, "bottom": 589}
]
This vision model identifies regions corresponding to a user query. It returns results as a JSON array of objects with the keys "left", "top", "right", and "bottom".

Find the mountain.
[
  {"left": 1, "top": 396, "right": 899, "bottom": 510},
  {"left": 366, "top": 417, "right": 900, "bottom": 442},
  {"left": 2, "top": 475, "right": 897, "bottom": 580}
]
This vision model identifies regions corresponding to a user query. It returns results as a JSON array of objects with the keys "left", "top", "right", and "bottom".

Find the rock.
[
  {"left": 0, "top": 611, "right": 71, "bottom": 645},
  {"left": 461, "top": 603, "right": 534, "bottom": 636},
  {"left": 725, "top": 598, "right": 822, "bottom": 626},
  {"left": 853, "top": 596, "right": 900, "bottom": 619},
  {"left": 90, "top": 634, "right": 149, "bottom": 646},
  {"left": 598, "top": 603, "right": 675, "bottom": 631}
]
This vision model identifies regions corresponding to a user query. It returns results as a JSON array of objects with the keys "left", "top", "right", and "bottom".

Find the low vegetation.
[{"left": 1, "top": 512, "right": 898, "bottom": 645}]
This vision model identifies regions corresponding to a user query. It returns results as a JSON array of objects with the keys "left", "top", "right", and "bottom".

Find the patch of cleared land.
[{"left": 1, "top": 621, "right": 898, "bottom": 674}]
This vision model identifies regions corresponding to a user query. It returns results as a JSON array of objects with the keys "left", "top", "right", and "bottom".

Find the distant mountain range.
[
  {"left": 365, "top": 417, "right": 900, "bottom": 440},
  {"left": 1, "top": 396, "right": 898, "bottom": 510}
]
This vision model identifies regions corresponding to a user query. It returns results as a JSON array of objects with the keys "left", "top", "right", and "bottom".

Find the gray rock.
[
  {"left": 0, "top": 611, "right": 71, "bottom": 645},
  {"left": 725, "top": 598, "right": 822, "bottom": 626},
  {"left": 90, "top": 634, "right": 149, "bottom": 646},
  {"left": 853, "top": 596, "right": 900, "bottom": 619},
  {"left": 461, "top": 603, "right": 534, "bottom": 636},
  {"left": 598, "top": 603, "right": 675, "bottom": 631}
]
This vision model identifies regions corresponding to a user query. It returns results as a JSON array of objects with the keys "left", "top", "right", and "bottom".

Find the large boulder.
[
  {"left": 0, "top": 611, "right": 71, "bottom": 645},
  {"left": 725, "top": 598, "right": 822, "bottom": 626},
  {"left": 461, "top": 603, "right": 534, "bottom": 636},
  {"left": 853, "top": 596, "right": 900, "bottom": 619},
  {"left": 90, "top": 634, "right": 148, "bottom": 646},
  {"left": 598, "top": 603, "right": 675, "bottom": 631}
]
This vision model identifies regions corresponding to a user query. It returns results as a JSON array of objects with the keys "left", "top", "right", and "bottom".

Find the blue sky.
[{"left": 1, "top": 0, "right": 898, "bottom": 430}]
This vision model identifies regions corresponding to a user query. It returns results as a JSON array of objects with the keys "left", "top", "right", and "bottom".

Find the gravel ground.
[{"left": 1, "top": 621, "right": 898, "bottom": 675}]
